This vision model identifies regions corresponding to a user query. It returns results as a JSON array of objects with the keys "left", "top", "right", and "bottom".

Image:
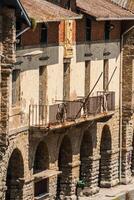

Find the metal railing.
[{"left": 29, "top": 92, "right": 115, "bottom": 127}]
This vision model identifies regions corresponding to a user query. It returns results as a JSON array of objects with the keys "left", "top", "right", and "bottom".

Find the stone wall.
[
  {"left": 122, "top": 28, "right": 134, "bottom": 184},
  {"left": 0, "top": 7, "right": 15, "bottom": 157}
]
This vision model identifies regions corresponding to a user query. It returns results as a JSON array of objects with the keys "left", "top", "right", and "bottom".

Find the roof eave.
[
  {"left": 33, "top": 15, "right": 83, "bottom": 23},
  {"left": 16, "top": 0, "right": 31, "bottom": 26},
  {"left": 77, "top": 6, "right": 134, "bottom": 21},
  {"left": 3, "top": 0, "right": 31, "bottom": 27},
  {"left": 96, "top": 17, "right": 134, "bottom": 21}
]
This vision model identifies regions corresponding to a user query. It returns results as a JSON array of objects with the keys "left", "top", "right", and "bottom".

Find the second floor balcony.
[{"left": 29, "top": 91, "right": 115, "bottom": 130}]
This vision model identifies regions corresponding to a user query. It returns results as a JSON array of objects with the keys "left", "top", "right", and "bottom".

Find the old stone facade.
[{"left": 0, "top": 0, "right": 134, "bottom": 200}]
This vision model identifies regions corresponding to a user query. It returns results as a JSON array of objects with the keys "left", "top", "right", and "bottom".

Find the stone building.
[{"left": 0, "top": 0, "right": 134, "bottom": 200}]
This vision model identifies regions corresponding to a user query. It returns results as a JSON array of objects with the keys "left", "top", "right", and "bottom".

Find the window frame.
[
  {"left": 103, "top": 59, "right": 109, "bottom": 91},
  {"left": 104, "top": 21, "right": 110, "bottom": 41},
  {"left": 12, "top": 69, "right": 21, "bottom": 107},
  {"left": 85, "top": 17, "right": 92, "bottom": 42},
  {"left": 40, "top": 23, "right": 48, "bottom": 44}
]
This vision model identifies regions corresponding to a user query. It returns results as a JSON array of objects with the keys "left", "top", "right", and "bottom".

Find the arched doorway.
[
  {"left": 57, "top": 136, "right": 72, "bottom": 199},
  {"left": 80, "top": 131, "right": 93, "bottom": 187},
  {"left": 33, "top": 141, "right": 49, "bottom": 198},
  {"left": 99, "top": 125, "right": 112, "bottom": 187},
  {"left": 5, "top": 149, "right": 24, "bottom": 200}
]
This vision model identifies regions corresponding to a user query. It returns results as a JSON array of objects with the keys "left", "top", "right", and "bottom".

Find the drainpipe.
[{"left": 119, "top": 24, "right": 134, "bottom": 183}]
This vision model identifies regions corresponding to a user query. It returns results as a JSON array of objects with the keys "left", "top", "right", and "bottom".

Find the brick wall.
[
  {"left": 22, "top": 24, "right": 40, "bottom": 46},
  {"left": 110, "top": 21, "right": 121, "bottom": 40},
  {"left": 48, "top": 22, "right": 59, "bottom": 44},
  {"left": 21, "top": 20, "right": 76, "bottom": 46},
  {"left": 76, "top": 18, "right": 85, "bottom": 43},
  {"left": 76, "top": 18, "right": 121, "bottom": 43},
  {"left": 22, "top": 22, "right": 63, "bottom": 46},
  {"left": 92, "top": 21, "right": 104, "bottom": 41}
]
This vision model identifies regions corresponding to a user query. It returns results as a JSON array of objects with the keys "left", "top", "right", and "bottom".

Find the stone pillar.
[
  {"left": 110, "top": 151, "right": 119, "bottom": 186},
  {"left": 49, "top": 175, "right": 57, "bottom": 199},
  {"left": 121, "top": 120, "right": 133, "bottom": 184},
  {"left": 59, "top": 164, "right": 75, "bottom": 200},
  {"left": 0, "top": 7, "right": 16, "bottom": 153},
  {"left": 82, "top": 155, "right": 100, "bottom": 196},
  {"left": 23, "top": 180, "right": 34, "bottom": 200},
  {"left": 121, "top": 27, "right": 134, "bottom": 184},
  {"left": 100, "top": 150, "right": 119, "bottom": 188},
  {"left": 58, "top": 160, "right": 80, "bottom": 200},
  {"left": 0, "top": 6, "right": 16, "bottom": 200},
  {"left": 122, "top": 147, "right": 132, "bottom": 184}
]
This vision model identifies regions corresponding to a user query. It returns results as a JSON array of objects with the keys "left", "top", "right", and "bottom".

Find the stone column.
[
  {"left": 100, "top": 150, "right": 119, "bottom": 188},
  {"left": 0, "top": 6, "right": 16, "bottom": 200},
  {"left": 23, "top": 180, "right": 34, "bottom": 200},
  {"left": 121, "top": 120, "right": 133, "bottom": 184},
  {"left": 82, "top": 155, "right": 100, "bottom": 196},
  {"left": 0, "top": 7, "right": 16, "bottom": 152},
  {"left": 58, "top": 164, "right": 74, "bottom": 200},
  {"left": 121, "top": 27, "right": 134, "bottom": 184},
  {"left": 49, "top": 175, "right": 58, "bottom": 199},
  {"left": 122, "top": 147, "right": 132, "bottom": 184}
]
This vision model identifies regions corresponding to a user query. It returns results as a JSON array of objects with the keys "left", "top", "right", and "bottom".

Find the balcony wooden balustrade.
[{"left": 29, "top": 91, "right": 115, "bottom": 128}]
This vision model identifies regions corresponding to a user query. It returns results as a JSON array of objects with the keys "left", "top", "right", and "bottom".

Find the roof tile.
[{"left": 76, "top": 0, "right": 134, "bottom": 20}]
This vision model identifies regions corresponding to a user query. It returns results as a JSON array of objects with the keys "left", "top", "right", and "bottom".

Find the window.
[
  {"left": 85, "top": 61, "right": 91, "bottom": 97},
  {"left": 40, "top": 23, "right": 47, "bottom": 44},
  {"left": 103, "top": 59, "right": 109, "bottom": 91},
  {"left": 65, "top": 0, "right": 71, "bottom": 9},
  {"left": 34, "top": 179, "right": 48, "bottom": 197},
  {"left": 105, "top": 21, "right": 110, "bottom": 40},
  {"left": 63, "top": 63, "right": 70, "bottom": 101},
  {"left": 86, "top": 18, "right": 91, "bottom": 41},
  {"left": 39, "top": 66, "right": 47, "bottom": 105},
  {"left": 12, "top": 70, "right": 20, "bottom": 106}
]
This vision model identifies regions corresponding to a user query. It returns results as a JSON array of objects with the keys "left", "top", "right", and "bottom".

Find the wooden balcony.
[{"left": 29, "top": 92, "right": 115, "bottom": 129}]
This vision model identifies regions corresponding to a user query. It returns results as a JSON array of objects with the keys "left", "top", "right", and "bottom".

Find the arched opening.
[
  {"left": 80, "top": 131, "right": 93, "bottom": 187},
  {"left": 131, "top": 133, "right": 134, "bottom": 176},
  {"left": 5, "top": 149, "right": 24, "bottom": 200},
  {"left": 33, "top": 141, "right": 49, "bottom": 198},
  {"left": 33, "top": 141, "right": 49, "bottom": 174},
  {"left": 99, "top": 125, "right": 112, "bottom": 187},
  {"left": 57, "top": 136, "right": 72, "bottom": 199}
]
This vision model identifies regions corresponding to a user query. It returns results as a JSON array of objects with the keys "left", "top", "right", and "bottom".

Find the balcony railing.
[{"left": 29, "top": 92, "right": 115, "bottom": 127}]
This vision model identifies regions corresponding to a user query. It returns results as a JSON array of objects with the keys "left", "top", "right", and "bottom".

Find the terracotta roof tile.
[
  {"left": 111, "top": 0, "right": 134, "bottom": 12},
  {"left": 76, "top": 0, "right": 134, "bottom": 20},
  {"left": 20, "top": 0, "right": 81, "bottom": 22}
]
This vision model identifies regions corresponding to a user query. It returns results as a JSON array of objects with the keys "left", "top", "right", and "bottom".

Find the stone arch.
[
  {"left": 33, "top": 141, "right": 49, "bottom": 174},
  {"left": 80, "top": 130, "right": 93, "bottom": 187},
  {"left": 5, "top": 148, "right": 24, "bottom": 200},
  {"left": 99, "top": 125, "right": 112, "bottom": 188},
  {"left": 57, "top": 135, "right": 73, "bottom": 199}
]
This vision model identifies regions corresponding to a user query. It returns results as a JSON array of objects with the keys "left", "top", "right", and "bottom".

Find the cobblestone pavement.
[{"left": 79, "top": 179, "right": 134, "bottom": 200}]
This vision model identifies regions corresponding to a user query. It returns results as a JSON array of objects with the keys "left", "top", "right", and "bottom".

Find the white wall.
[{"left": 9, "top": 41, "right": 120, "bottom": 130}]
